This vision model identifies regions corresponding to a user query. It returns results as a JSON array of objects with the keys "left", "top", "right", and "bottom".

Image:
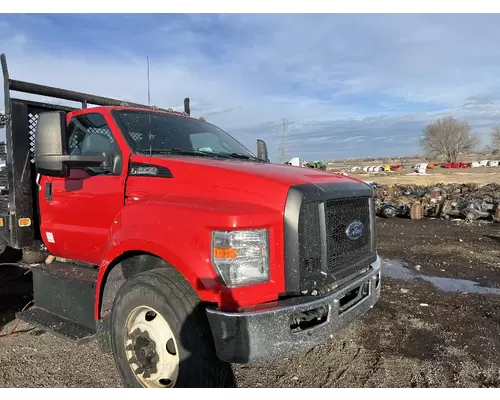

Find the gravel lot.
[{"left": 1, "top": 217, "right": 500, "bottom": 387}]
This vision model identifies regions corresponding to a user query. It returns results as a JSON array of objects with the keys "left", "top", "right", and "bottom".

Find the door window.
[
  {"left": 67, "top": 113, "right": 120, "bottom": 174},
  {"left": 67, "top": 113, "right": 118, "bottom": 155}
]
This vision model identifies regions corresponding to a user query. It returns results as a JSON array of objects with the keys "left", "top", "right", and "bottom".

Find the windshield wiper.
[
  {"left": 222, "top": 152, "right": 266, "bottom": 162},
  {"left": 139, "top": 149, "right": 266, "bottom": 162}
]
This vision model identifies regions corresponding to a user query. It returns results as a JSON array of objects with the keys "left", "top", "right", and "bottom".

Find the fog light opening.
[{"left": 290, "top": 306, "right": 329, "bottom": 333}]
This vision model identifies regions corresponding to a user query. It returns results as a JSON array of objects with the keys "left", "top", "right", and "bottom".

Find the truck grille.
[
  {"left": 298, "top": 196, "right": 375, "bottom": 290},
  {"left": 325, "top": 197, "right": 373, "bottom": 271}
]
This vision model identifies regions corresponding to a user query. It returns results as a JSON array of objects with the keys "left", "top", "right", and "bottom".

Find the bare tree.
[
  {"left": 490, "top": 124, "right": 500, "bottom": 153},
  {"left": 419, "top": 117, "right": 480, "bottom": 163}
]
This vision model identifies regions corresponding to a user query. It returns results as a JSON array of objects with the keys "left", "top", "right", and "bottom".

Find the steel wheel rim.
[{"left": 124, "top": 305, "right": 180, "bottom": 388}]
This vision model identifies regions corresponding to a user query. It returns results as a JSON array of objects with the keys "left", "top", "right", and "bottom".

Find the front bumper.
[{"left": 206, "top": 255, "right": 381, "bottom": 364}]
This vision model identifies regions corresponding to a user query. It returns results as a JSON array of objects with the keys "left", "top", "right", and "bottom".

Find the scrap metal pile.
[{"left": 373, "top": 183, "right": 500, "bottom": 222}]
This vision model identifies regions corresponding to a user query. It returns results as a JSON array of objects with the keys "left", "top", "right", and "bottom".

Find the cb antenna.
[
  {"left": 147, "top": 56, "right": 151, "bottom": 107},
  {"left": 146, "top": 56, "right": 152, "bottom": 155}
]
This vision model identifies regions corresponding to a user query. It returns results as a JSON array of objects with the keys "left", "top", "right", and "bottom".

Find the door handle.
[
  {"left": 45, "top": 182, "right": 52, "bottom": 201},
  {"left": 125, "top": 195, "right": 141, "bottom": 205}
]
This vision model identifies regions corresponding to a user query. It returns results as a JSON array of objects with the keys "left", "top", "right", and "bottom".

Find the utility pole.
[{"left": 278, "top": 118, "right": 289, "bottom": 164}]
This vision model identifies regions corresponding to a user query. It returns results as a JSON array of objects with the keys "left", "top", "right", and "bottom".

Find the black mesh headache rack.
[{"left": 0, "top": 52, "right": 191, "bottom": 251}]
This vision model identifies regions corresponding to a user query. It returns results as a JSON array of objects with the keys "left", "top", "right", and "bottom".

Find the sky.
[{"left": 1, "top": 13, "right": 500, "bottom": 162}]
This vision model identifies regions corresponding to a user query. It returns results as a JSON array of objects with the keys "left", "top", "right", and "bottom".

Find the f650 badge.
[{"left": 345, "top": 221, "right": 364, "bottom": 240}]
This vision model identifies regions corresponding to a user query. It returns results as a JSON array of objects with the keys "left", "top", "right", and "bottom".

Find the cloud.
[{"left": 1, "top": 13, "right": 500, "bottom": 161}]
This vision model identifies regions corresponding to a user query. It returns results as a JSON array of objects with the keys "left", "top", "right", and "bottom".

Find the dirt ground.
[
  {"left": 350, "top": 167, "right": 500, "bottom": 186},
  {"left": 1, "top": 217, "right": 500, "bottom": 387}
]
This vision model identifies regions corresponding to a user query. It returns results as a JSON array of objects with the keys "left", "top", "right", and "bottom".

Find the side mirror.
[
  {"left": 34, "top": 111, "right": 68, "bottom": 177},
  {"left": 35, "top": 111, "right": 107, "bottom": 177},
  {"left": 256, "top": 139, "right": 269, "bottom": 162}
]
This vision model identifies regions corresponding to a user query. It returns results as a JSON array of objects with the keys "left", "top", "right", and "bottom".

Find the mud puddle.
[{"left": 381, "top": 259, "right": 500, "bottom": 295}]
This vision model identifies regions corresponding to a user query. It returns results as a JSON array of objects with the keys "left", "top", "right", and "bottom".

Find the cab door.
[{"left": 38, "top": 110, "right": 128, "bottom": 265}]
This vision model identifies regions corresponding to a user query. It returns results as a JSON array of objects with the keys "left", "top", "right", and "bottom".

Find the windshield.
[{"left": 111, "top": 110, "right": 256, "bottom": 159}]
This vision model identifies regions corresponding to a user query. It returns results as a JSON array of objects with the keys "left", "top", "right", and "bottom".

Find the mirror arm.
[{"left": 36, "top": 154, "right": 106, "bottom": 168}]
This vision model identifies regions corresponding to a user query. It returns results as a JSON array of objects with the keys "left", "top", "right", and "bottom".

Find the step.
[{"left": 16, "top": 307, "right": 95, "bottom": 344}]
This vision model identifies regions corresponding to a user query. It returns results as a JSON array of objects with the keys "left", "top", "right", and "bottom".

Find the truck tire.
[{"left": 110, "top": 267, "right": 232, "bottom": 388}]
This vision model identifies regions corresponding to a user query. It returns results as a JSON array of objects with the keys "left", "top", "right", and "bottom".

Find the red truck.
[{"left": 0, "top": 53, "right": 381, "bottom": 388}]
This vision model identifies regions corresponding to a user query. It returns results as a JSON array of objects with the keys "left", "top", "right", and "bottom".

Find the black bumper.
[{"left": 206, "top": 255, "right": 381, "bottom": 364}]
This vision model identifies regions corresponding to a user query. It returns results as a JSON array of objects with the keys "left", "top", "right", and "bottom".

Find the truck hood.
[
  {"left": 128, "top": 155, "right": 367, "bottom": 212},
  {"left": 131, "top": 154, "right": 363, "bottom": 185}
]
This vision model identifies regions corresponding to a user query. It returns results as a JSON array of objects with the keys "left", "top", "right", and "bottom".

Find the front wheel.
[{"left": 110, "top": 267, "right": 233, "bottom": 388}]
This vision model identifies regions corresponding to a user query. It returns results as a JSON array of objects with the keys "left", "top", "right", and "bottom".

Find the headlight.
[{"left": 211, "top": 228, "right": 269, "bottom": 288}]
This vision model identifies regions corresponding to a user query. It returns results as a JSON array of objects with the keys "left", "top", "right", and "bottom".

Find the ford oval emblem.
[{"left": 345, "top": 221, "right": 364, "bottom": 240}]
